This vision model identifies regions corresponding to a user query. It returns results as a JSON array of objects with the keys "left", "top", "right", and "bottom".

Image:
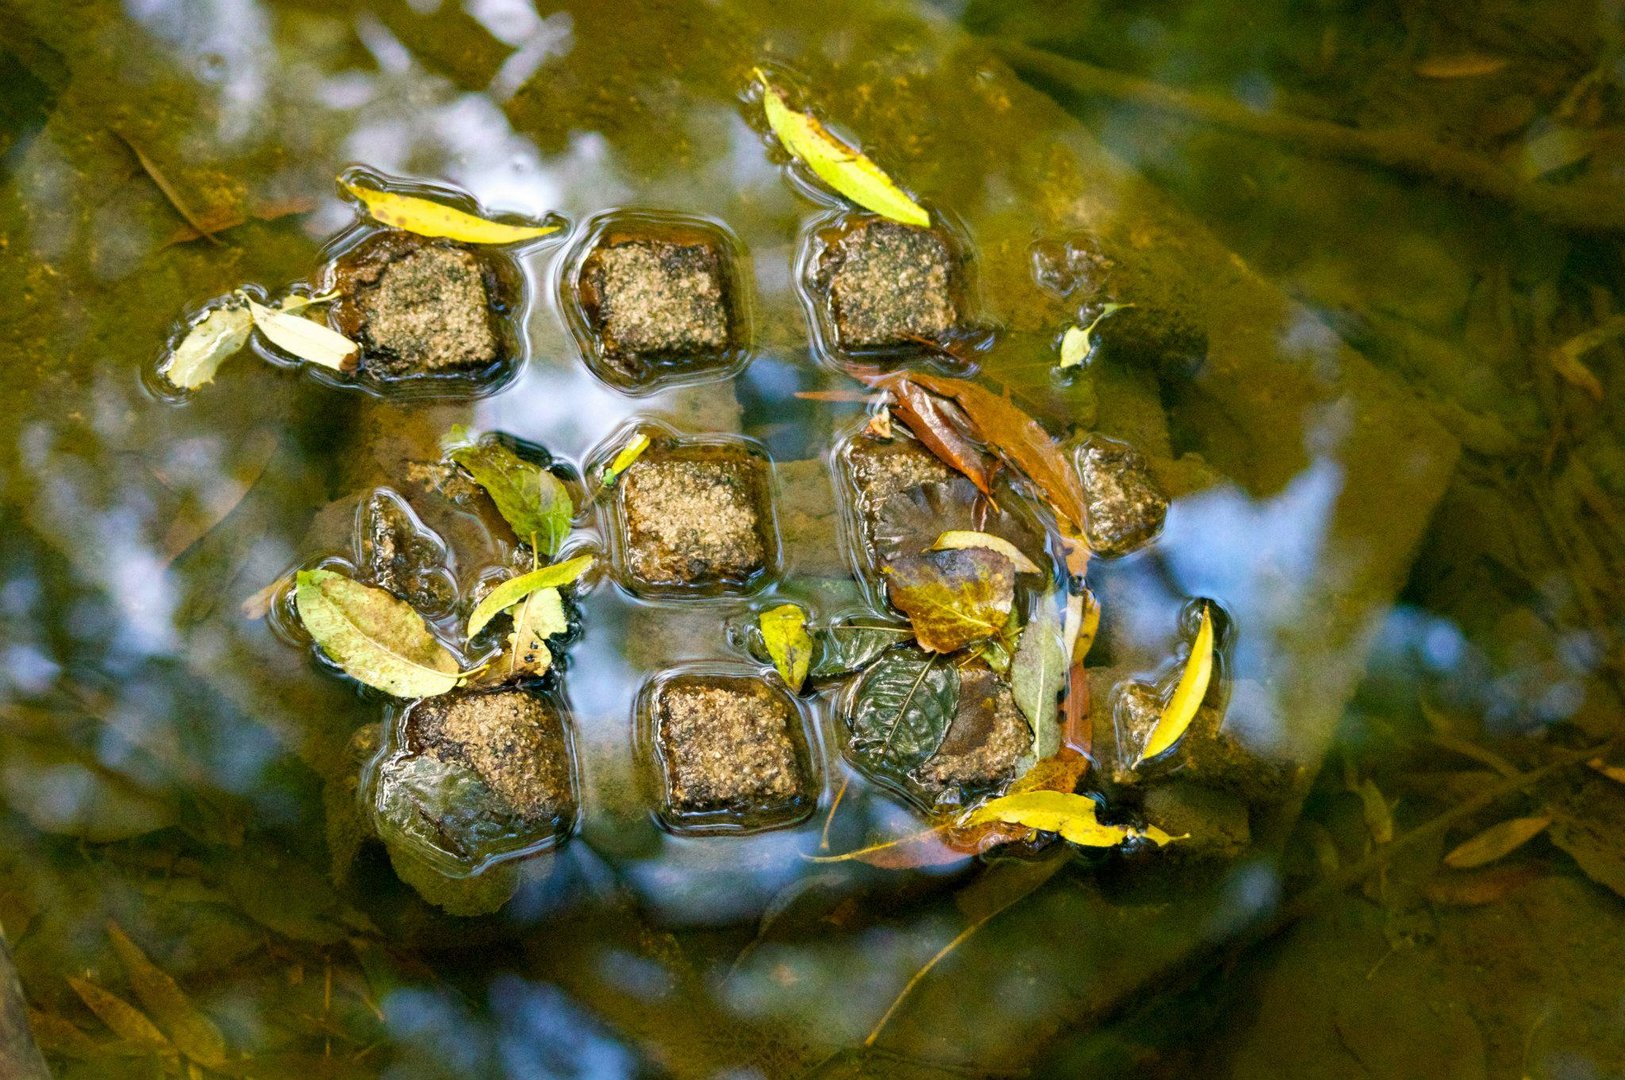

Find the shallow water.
[{"left": 2, "top": 1, "right": 1623, "bottom": 1077}]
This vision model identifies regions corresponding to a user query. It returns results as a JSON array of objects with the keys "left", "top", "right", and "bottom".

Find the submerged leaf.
[
  {"left": 295, "top": 569, "right": 461, "bottom": 697},
  {"left": 1134, "top": 603, "right": 1214, "bottom": 765},
  {"left": 931, "top": 530, "right": 1042, "bottom": 574},
  {"left": 1413, "top": 53, "right": 1510, "bottom": 78},
  {"left": 756, "top": 70, "right": 930, "bottom": 227},
  {"left": 67, "top": 978, "right": 169, "bottom": 1050},
  {"left": 963, "top": 790, "right": 1177, "bottom": 847},
  {"left": 600, "top": 432, "right": 651, "bottom": 487},
  {"left": 106, "top": 923, "right": 228, "bottom": 1067},
  {"left": 809, "top": 621, "right": 914, "bottom": 677},
  {"left": 1058, "top": 303, "right": 1134, "bottom": 369},
  {"left": 847, "top": 648, "right": 959, "bottom": 784},
  {"left": 884, "top": 547, "right": 1015, "bottom": 653},
  {"left": 506, "top": 587, "right": 564, "bottom": 678},
  {"left": 1443, "top": 815, "right": 1551, "bottom": 869},
  {"left": 466, "top": 554, "right": 593, "bottom": 637},
  {"left": 159, "top": 302, "right": 252, "bottom": 390},
  {"left": 759, "top": 603, "right": 814, "bottom": 692},
  {"left": 1011, "top": 590, "right": 1066, "bottom": 759},
  {"left": 342, "top": 176, "right": 561, "bottom": 244},
  {"left": 246, "top": 298, "right": 359, "bottom": 371},
  {"left": 1357, "top": 777, "right": 1395, "bottom": 845},
  {"left": 449, "top": 437, "right": 574, "bottom": 556}
]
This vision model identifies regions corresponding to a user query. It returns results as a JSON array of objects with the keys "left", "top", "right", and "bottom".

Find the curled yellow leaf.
[
  {"left": 342, "top": 177, "right": 561, "bottom": 245},
  {"left": 930, "top": 530, "right": 1043, "bottom": 574},
  {"left": 246, "top": 298, "right": 359, "bottom": 371},
  {"left": 1134, "top": 603, "right": 1214, "bottom": 766},
  {"left": 963, "top": 790, "right": 1177, "bottom": 848},
  {"left": 756, "top": 70, "right": 929, "bottom": 227}
]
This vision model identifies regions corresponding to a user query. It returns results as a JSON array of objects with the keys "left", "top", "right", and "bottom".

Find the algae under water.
[{"left": 1, "top": 0, "right": 1623, "bottom": 1077}]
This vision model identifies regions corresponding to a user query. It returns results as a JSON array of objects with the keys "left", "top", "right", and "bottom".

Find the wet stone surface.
[
  {"left": 616, "top": 437, "right": 775, "bottom": 593},
  {"left": 1140, "top": 780, "right": 1251, "bottom": 860},
  {"left": 812, "top": 216, "right": 959, "bottom": 353},
  {"left": 648, "top": 673, "right": 814, "bottom": 831},
  {"left": 843, "top": 431, "right": 954, "bottom": 542},
  {"left": 1076, "top": 436, "right": 1169, "bottom": 558},
  {"left": 911, "top": 667, "right": 1031, "bottom": 803},
  {"left": 328, "top": 229, "right": 513, "bottom": 380},
  {"left": 357, "top": 488, "right": 457, "bottom": 616}
]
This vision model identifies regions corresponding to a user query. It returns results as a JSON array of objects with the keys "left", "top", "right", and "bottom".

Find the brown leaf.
[
  {"left": 883, "top": 547, "right": 1014, "bottom": 652},
  {"left": 1062, "top": 662, "right": 1091, "bottom": 755},
  {"left": 886, "top": 377, "right": 995, "bottom": 495},
  {"left": 1425, "top": 865, "right": 1545, "bottom": 906},
  {"left": 161, "top": 196, "right": 316, "bottom": 247}
]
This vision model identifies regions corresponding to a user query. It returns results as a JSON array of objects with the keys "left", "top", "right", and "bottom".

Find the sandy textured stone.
[
  {"left": 653, "top": 676, "right": 811, "bottom": 823},
  {"left": 354, "top": 243, "right": 499, "bottom": 375},
  {"left": 911, "top": 668, "right": 1031, "bottom": 800},
  {"left": 818, "top": 218, "right": 957, "bottom": 349},
  {"left": 590, "top": 240, "right": 729, "bottom": 373},
  {"left": 407, "top": 688, "right": 576, "bottom": 826},
  {"left": 620, "top": 444, "right": 771, "bottom": 589},
  {"left": 1075, "top": 436, "right": 1169, "bottom": 557}
]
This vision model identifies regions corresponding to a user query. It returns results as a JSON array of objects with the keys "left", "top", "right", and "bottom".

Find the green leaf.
[
  {"left": 883, "top": 548, "right": 1015, "bottom": 653},
  {"left": 449, "top": 437, "right": 574, "bottom": 556},
  {"left": 1011, "top": 590, "right": 1066, "bottom": 759},
  {"left": 847, "top": 648, "right": 959, "bottom": 784},
  {"left": 756, "top": 69, "right": 930, "bottom": 227},
  {"left": 466, "top": 554, "right": 593, "bottom": 637},
  {"left": 295, "top": 569, "right": 461, "bottom": 698},
  {"left": 106, "top": 923, "right": 228, "bottom": 1067},
  {"left": 759, "top": 603, "right": 814, "bottom": 692},
  {"left": 809, "top": 621, "right": 916, "bottom": 677},
  {"left": 159, "top": 301, "right": 251, "bottom": 390}
]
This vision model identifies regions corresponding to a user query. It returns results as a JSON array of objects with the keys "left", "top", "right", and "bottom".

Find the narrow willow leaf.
[
  {"left": 1590, "top": 758, "right": 1625, "bottom": 784},
  {"left": 295, "top": 569, "right": 461, "bottom": 697},
  {"left": 449, "top": 437, "right": 573, "bottom": 556},
  {"left": 759, "top": 603, "right": 813, "bottom": 693},
  {"left": 107, "top": 923, "right": 228, "bottom": 1067},
  {"left": 1443, "top": 815, "right": 1551, "bottom": 869},
  {"left": 1134, "top": 603, "right": 1213, "bottom": 765},
  {"left": 1057, "top": 303, "right": 1134, "bottom": 369},
  {"left": 884, "top": 548, "right": 1015, "bottom": 653},
  {"left": 341, "top": 177, "right": 561, "bottom": 244},
  {"left": 246, "top": 298, "right": 359, "bottom": 371},
  {"left": 506, "top": 587, "right": 564, "bottom": 678},
  {"left": 847, "top": 649, "right": 959, "bottom": 784},
  {"left": 467, "top": 554, "right": 593, "bottom": 637},
  {"left": 600, "top": 433, "right": 650, "bottom": 487},
  {"left": 931, "top": 530, "right": 1042, "bottom": 574},
  {"left": 67, "top": 978, "right": 170, "bottom": 1050},
  {"left": 962, "top": 790, "right": 1178, "bottom": 847},
  {"left": 1011, "top": 591, "right": 1066, "bottom": 759},
  {"left": 1357, "top": 778, "right": 1394, "bottom": 845},
  {"left": 756, "top": 70, "right": 930, "bottom": 227},
  {"left": 159, "top": 302, "right": 252, "bottom": 390}
]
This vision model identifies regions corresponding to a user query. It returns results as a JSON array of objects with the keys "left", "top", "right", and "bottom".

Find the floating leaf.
[
  {"left": 1065, "top": 588, "right": 1101, "bottom": 664},
  {"left": 1011, "top": 590, "right": 1066, "bottom": 759},
  {"left": 847, "top": 648, "right": 959, "bottom": 784},
  {"left": 759, "top": 603, "right": 814, "bottom": 692},
  {"left": 809, "top": 621, "right": 914, "bottom": 677},
  {"left": 600, "top": 432, "right": 651, "bottom": 487},
  {"left": 66, "top": 978, "right": 169, "bottom": 1051},
  {"left": 755, "top": 69, "right": 930, "bottom": 227},
  {"left": 883, "top": 548, "right": 1015, "bottom": 653},
  {"left": 107, "top": 922, "right": 228, "bottom": 1067},
  {"left": 159, "top": 301, "right": 252, "bottom": 390},
  {"left": 246, "top": 297, "right": 359, "bottom": 371},
  {"left": 1134, "top": 603, "right": 1213, "bottom": 765},
  {"left": 873, "top": 478, "right": 1044, "bottom": 572},
  {"left": 295, "top": 569, "right": 461, "bottom": 697},
  {"left": 1443, "top": 815, "right": 1551, "bottom": 869},
  {"left": 448, "top": 437, "right": 574, "bottom": 557},
  {"left": 506, "top": 587, "right": 564, "bottom": 678},
  {"left": 977, "top": 615, "right": 1022, "bottom": 675},
  {"left": 341, "top": 176, "right": 561, "bottom": 244},
  {"left": 886, "top": 379, "right": 995, "bottom": 495},
  {"left": 466, "top": 554, "right": 593, "bottom": 637},
  {"left": 1057, "top": 303, "right": 1134, "bottom": 369},
  {"left": 963, "top": 790, "right": 1177, "bottom": 847},
  {"left": 931, "top": 530, "right": 1042, "bottom": 574}
]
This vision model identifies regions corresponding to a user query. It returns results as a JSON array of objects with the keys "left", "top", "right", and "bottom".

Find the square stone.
[{"left": 812, "top": 216, "right": 960, "bottom": 353}]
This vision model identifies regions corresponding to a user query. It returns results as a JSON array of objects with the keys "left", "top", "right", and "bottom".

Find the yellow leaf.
[
  {"left": 759, "top": 602, "right": 813, "bottom": 693},
  {"left": 341, "top": 178, "right": 561, "bottom": 245},
  {"left": 1413, "top": 53, "right": 1510, "bottom": 79},
  {"left": 1134, "top": 603, "right": 1213, "bottom": 765},
  {"left": 1590, "top": 758, "right": 1625, "bottom": 784},
  {"left": 1357, "top": 777, "right": 1394, "bottom": 845},
  {"left": 467, "top": 554, "right": 593, "bottom": 637},
  {"left": 1057, "top": 303, "right": 1135, "bottom": 370},
  {"left": 67, "top": 977, "right": 170, "bottom": 1051},
  {"left": 159, "top": 301, "right": 252, "bottom": 391},
  {"left": 1443, "top": 815, "right": 1551, "bottom": 869},
  {"left": 756, "top": 70, "right": 929, "bottom": 227},
  {"left": 600, "top": 433, "right": 651, "bottom": 487},
  {"left": 506, "top": 587, "right": 562, "bottom": 678},
  {"left": 246, "top": 298, "right": 359, "bottom": 371},
  {"left": 107, "top": 922, "right": 229, "bottom": 1067},
  {"left": 930, "top": 530, "right": 1043, "bottom": 574},
  {"left": 962, "top": 790, "right": 1178, "bottom": 848}
]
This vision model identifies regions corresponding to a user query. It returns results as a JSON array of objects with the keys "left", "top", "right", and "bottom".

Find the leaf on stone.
[
  {"left": 884, "top": 548, "right": 1015, "bottom": 653},
  {"left": 887, "top": 379, "right": 995, "bottom": 495},
  {"left": 1134, "top": 603, "right": 1214, "bottom": 765},
  {"left": 977, "top": 615, "right": 1022, "bottom": 675},
  {"left": 846, "top": 648, "right": 959, "bottom": 784},
  {"left": 341, "top": 176, "right": 562, "bottom": 244},
  {"left": 1442, "top": 815, "right": 1551, "bottom": 869},
  {"left": 466, "top": 554, "right": 592, "bottom": 637},
  {"left": 106, "top": 922, "right": 228, "bottom": 1068},
  {"left": 931, "top": 530, "right": 1042, "bottom": 574},
  {"left": 963, "top": 790, "right": 1178, "bottom": 848},
  {"left": 506, "top": 587, "right": 564, "bottom": 678},
  {"left": 294, "top": 569, "right": 461, "bottom": 698},
  {"left": 246, "top": 297, "right": 359, "bottom": 371},
  {"left": 448, "top": 437, "right": 573, "bottom": 557},
  {"left": 67, "top": 978, "right": 170, "bottom": 1051},
  {"left": 809, "top": 621, "right": 914, "bottom": 678},
  {"left": 1012, "top": 590, "right": 1066, "bottom": 759},
  {"left": 1058, "top": 303, "right": 1134, "bottom": 369},
  {"left": 159, "top": 301, "right": 252, "bottom": 390},
  {"left": 755, "top": 69, "right": 930, "bottom": 227},
  {"left": 600, "top": 432, "right": 650, "bottom": 487},
  {"left": 759, "top": 603, "right": 814, "bottom": 692}
]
